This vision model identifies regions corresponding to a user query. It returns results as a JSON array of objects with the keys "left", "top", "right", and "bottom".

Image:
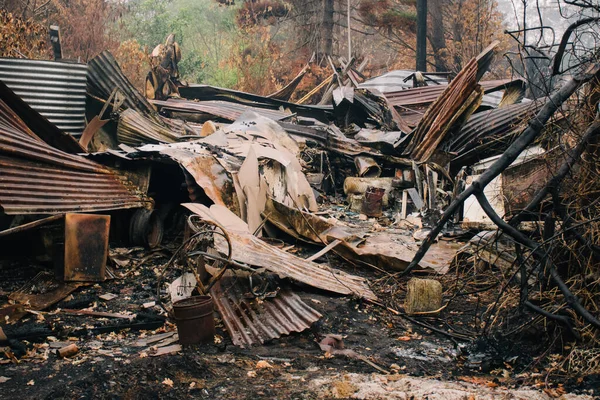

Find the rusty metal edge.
[{"left": 211, "top": 276, "right": 322, "bottom": 347}]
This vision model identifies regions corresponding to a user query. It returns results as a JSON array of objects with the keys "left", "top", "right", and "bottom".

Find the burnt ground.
[{"left": 0, "top": 237, "right": 598, "bottom": 399}]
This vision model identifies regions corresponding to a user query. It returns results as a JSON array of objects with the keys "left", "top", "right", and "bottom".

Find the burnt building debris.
[{"left": 1, "top": 25, "right": 600, "bottom": 397}]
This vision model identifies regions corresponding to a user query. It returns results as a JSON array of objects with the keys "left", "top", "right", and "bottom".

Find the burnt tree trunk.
[
  {"left": 428, "top": 0, "right": 447, "bottom": 71},
  {"left": 322, "top": 0, "right": 334, "bottom": 55}
]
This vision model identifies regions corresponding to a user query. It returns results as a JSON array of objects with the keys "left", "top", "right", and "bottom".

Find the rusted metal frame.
[{"left": 0, "top": 215, "right": 63, "bottom": 237}]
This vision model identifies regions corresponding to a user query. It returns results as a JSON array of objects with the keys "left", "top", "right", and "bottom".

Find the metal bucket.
[
  {"left": 173, "top": 295, "right": 215, "bottom": 345},
  {"left": 361, "top": 186, "right": 386, "bottom": 217}
]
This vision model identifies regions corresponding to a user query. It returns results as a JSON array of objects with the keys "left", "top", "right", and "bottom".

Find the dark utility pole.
[{"left": 416, "top": 0, "right": 427, "bottom": 71}]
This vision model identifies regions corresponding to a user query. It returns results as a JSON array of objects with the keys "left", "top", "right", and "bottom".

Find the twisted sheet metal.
[
  {"left": 384, "top": 79, "right": 518, "bottom": 107},
  {"left": 0, "top": 57, "right": 88, "bottom": 136},
  {"left": 0, "top": 98, "right": 147, "bottom": 215},
  {"left": 117, "top": 109, "right": 193, "bottom": 146},
  {"left": 179, "top": 84, "right": 332, "bottom": 123},
  {"left": 182, "top": 203, "right": 377, "bottom": 301},
  {"left": 151, "top": 99, "right": 291, "bottom": 122},
  {"left": 450, "top": 101, "right": 543, "bottom": 167},
  {"left": 87, "top": 51, "right": 157, "bottom": 117},
  {"left": 211, "top": 275, "right": 322, "bottom": 347}
]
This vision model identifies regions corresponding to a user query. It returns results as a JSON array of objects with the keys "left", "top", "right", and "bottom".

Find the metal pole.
[
  {"left": 416, "top": 0, "right": 427, "bottom": 71},
  {"left": 347, "top": 0, "right": 352, "bottom": 61}
]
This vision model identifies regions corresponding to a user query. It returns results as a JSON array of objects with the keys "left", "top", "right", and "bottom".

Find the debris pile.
[{"left": 1, "top": 27, "right": 600, "bottom": 398}]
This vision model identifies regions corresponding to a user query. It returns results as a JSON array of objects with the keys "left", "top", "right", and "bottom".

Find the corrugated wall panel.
[
  {"left": 0, "top": 98, "right": 148, "bottom": 215},
  {"left": 0, "top": 58, "right": 87, "bottom": 136}
]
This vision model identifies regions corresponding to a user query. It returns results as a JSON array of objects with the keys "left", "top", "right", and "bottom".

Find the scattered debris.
[
  {"left": 56, "top": 343, "right": 79, "bottom": 358},
  {"left": 2, "top": 18, "right": 600, "bottom": 398}
]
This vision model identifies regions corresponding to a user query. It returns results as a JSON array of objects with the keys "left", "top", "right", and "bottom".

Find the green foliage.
[{"left": 119, "top": 0, "right": 241, "bottom": 87}]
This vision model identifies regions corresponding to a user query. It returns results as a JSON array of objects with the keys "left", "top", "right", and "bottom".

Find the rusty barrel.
[
  {"left": 361, "top": 186, "right": 386, "bottom": 217},
  {"left": 173, "top": 295, "right": 215, "bottom": 344}
]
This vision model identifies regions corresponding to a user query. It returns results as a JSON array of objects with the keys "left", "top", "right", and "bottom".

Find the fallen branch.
[
  {"left": 474, "top": 191, "right": 600, "bottom": 330},
  {"left": 509, "top": 119, "right": 600, "bottom": 227},
  {"left": 402, "top": 65, "right": 600, "bottom": 277}
]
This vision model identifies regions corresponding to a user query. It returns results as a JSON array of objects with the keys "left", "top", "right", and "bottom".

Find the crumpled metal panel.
[
  {"left": 211, "top": 275, "right": 322, "bottom": 347},
  {"left": 179, "top": 84, "right": 332, "bottom": 123},
  {"left": 151, "top": 99, "right": 291, "bottom": 122},
  {"left": 384, "top": 79, "right": 517, "bottom": 107},
  {"left": 117, "top": 109, "right": 193, "bottom": 146},
  {"left": 450, "top": 101, "right": 543, "bottom": 167},
  {"left": 182, "top": 203, "right": 377, "bottom": 301},
  {"left": 87, "top": 51, "right": 157, "bottom": 117},
  {"left": 0, "top": 98, "right": 147, "bottom": 215}
]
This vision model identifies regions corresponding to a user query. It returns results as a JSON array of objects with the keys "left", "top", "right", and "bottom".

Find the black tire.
[{"left": 129, "top": 208, "right": 164, "bottom": 248}]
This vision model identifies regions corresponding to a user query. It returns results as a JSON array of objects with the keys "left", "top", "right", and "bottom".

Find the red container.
[{"left": 361, "top": 186, "right": 386, "bottom": 217}]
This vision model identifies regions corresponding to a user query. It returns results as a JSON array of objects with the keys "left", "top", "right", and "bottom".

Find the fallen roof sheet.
[
  {"left": 384, "top": 78, "right": 519, "bottom": 107},
  {"left": 264, "top": 198, "right": 457, "bottom": 274},
  {"left": 0, "top": 98, "right": 147, "bottom": 215},
  {"left": 151, "top": 99, "right": 292, "bottom": 122},
  {"left": 0, "top": 79, "right": 85, "bottom": 154},
  {"left": 404, "top": 42, "right": 498, "bottom": 162},
  {"left": 210, "top": 272, "right": 322, "bottom": 347},
  {"left": 450, "top": 101, "right": 543, "bottom": 167},
  {"left": 179, "top": 84, "right": 332, "bottom": 123},
  {"left": 87, "top": 51, "right": 157, "bottom": 117},
  {"left": 182, "top": 203, "right": 377, "bottom": 300},
  {"left": 117, "top": 108, "right": 193, "bottom": 146},
  {"left": 358, "top": 70, "right": 449, "bottom": 93}
]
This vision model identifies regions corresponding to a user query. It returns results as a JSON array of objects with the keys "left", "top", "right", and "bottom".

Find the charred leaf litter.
[{"left": 0, "top": 34, "right": 598, "bottom": 400}]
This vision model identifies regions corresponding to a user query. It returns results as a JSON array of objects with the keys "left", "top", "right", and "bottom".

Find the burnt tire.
[{"left": 129, "top": 208, "right": 164, "bottom": 249}]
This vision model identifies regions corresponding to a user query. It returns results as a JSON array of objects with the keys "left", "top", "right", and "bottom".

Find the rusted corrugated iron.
[
  {"left": 403, "top": 42, "right": 498, "bottom": 163},
  {"left": 384, "top": 79, "right": 519, "bottom": 107},
  {"left": 151, "top": 99, "right": 291, "bottom": 122},
  {"left": 182, "top": 203, "right": 377, "bottom": 300},
  {"left": 117, "top": 108, "right": 193, "bottom": 146},
  {"left": 87, "top": 51, "right": 157, "bottom": 117},
  {"left": 450, "top": 101, "right": 543, "bottom": 167},
  {"left": 0, "top": 98, "right": 148, "bottom": 215},
  {"left": 210, "top": 273, "right": 322, "bottom": 347}
]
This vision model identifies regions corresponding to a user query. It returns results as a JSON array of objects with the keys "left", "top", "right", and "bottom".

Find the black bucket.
[{"left": 173, "top": 295, "right": 215, "bottom": 345}]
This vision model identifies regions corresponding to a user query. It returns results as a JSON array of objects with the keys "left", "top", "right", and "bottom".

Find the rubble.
[{"left": 1, "top": 23, "right": 600, "bottom": 398}]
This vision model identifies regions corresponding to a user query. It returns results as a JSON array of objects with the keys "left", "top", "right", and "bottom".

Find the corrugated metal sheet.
[
  {"left": 87, "top": 51, "right": 157, "bottom": 117},
  {"left": 182, "top": 203, "right": 377, "bottom": 301},
  {"left": 211, "top": 274, "right": 322, "bottom": 347},
  {"left": 402, "top": 43, "right": 497, "bottom": 162},
  {"left": 450, "top": 101, "right": 543, "bottom": 167},
  {"left": 384, "top": 79, "right": 517, "bottom": 107},
  {"left": 358, "top": 70, "right": 448, "bottom": 93},
  {"left": 117, "top": 109, "right": 194, "bottom": 146},
  {"left": 0, "top": 57, "right": 87, "bottom": 136},
  {"left": 180, "top": 84, "right": 332, "bottom": 123},
  {"left": 0, "top": 79, "right": 84, "bottom": 154},
  {"left": 151, "top": 99, "right": 291, "bottom": 122},
  {"left": 0, "top": 98, "right": 148, "bottom": 215}
]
